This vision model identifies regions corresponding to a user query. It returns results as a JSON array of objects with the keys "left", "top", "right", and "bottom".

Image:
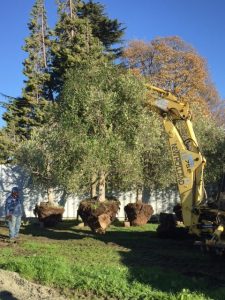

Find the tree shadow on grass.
[
  {"left": 20, "top": 221, "right": 87, "bottom": 241},
  {"left": 18, "top": 221, "right": 225, "bottom": 300},
  {"left": 71, "top": 226, "right": 225, "bottom": 300}
]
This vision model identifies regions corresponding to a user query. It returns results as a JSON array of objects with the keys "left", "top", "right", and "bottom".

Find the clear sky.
[{"left": 0, "top": 0, "right": 225, "bottom": 127}]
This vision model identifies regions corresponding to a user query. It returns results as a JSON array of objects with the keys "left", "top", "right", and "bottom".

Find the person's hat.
[{"left": 12, "top": 187, "right": 19, "bottom": 193}]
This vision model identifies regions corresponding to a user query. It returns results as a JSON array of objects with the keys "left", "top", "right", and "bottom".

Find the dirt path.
[{"left": 0, "top": 269, "right": 66, "bottom": 300}]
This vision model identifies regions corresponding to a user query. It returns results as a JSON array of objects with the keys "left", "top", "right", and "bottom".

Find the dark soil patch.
[
  {"left": 124, "top": 202, "right": 154, "bottom": 226},
  {"left": 33, "top": 202, "right": 64, "bottom": 227},
  {"left": 78, "top": 198, "right": 120, "bottom": 234}
]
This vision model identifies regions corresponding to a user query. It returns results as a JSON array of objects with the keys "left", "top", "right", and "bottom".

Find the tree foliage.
[
  {"left": 192, "top": 106, "right": 225, "bottom": 183},
  {"left": 49, "top": 0, "right": 106, "bottom": 95},
  {"left": 55, "top": 63, "right": 147, "bottom": 199},
  {"left": 3, "top": 0, "right": 51, "bottom": 140},
  {"left": 2, "top": 0, "right": 125, "bottom": 149},
  {"left": 123, "top": 36, "right": 221, "bottom": 111},
  {"left": 0, "top": 129, "right": 15, "bottom": 163},
  {"left": 16, "top": 62, "right": 174, "bottom": 201},
  {"left": 15, "top": 123, "right": 66, "bottom": 203},
  {"left": 78, "top": 0, "right": 125, "bottom": 56}
]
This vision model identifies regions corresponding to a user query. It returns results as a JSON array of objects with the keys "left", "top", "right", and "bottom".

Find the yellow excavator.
[{"left": 146, "top": 84, "right": 225, "bottom": 254}]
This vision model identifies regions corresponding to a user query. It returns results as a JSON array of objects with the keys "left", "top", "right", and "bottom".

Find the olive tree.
[
  {"left": 15, "top": 125, "right": 63, "bottom": 204},
  {"left": 50, "top": 62, "right": 173, "bottom": 201}
]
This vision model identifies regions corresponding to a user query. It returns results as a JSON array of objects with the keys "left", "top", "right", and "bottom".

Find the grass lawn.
[{"left": 0, "top": 220, "right": 224, "bottom": 300}]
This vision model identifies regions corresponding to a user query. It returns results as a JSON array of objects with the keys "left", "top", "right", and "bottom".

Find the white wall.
[{"left": 0, "top": 165, "right": 179, "bottom": 220}]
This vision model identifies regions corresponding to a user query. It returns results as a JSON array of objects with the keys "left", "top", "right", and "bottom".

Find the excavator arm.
[{"left": 146, "top": 84, "right": 206, "bottom": 234}]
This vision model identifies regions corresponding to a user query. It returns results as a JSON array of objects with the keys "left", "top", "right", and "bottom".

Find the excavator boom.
[{"left": 146, "top": 84, "right": 206, "bottom": 234}]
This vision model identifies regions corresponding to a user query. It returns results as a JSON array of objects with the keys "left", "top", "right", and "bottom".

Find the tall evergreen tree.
[
  {"left": 4, "top": 0, "right": 51, "bottom": 140},
  {"left": 50, "top": 0, "right": 104, "bottom": 95},
  {"left": 78, "top": 0, "right": 125, "bottom": 57}
]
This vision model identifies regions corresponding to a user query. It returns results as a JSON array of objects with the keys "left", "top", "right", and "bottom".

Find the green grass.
[{"left": 0, "top": 221, "right": 225, "bottom": 300}]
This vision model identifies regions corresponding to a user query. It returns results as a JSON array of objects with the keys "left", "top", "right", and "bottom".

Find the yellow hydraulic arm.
[{"left": 146, "top": 84, "right": 206, "bottom": 234}]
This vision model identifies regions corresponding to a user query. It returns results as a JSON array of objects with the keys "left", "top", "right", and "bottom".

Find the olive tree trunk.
[
  {"left": 98, "top": 171, "right": 106, "bottom": 202},
  {"left": 91, "top": 173, "right": 98, "bottom": 198},
  {"left": 136, "top": 187, "right": 143, "bottom": 203},
  {"left": 47, "top": 187, "right": 55, "bottom": 205}
]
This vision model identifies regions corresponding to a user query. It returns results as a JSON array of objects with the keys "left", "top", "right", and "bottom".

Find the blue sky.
[{"left": 0, "top": 0, "right": 225, "bottom": 127}]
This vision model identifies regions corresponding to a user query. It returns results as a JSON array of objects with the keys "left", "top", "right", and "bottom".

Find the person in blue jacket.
[{"left": 5, "top": 187, "right": 23, "bottom": 240}]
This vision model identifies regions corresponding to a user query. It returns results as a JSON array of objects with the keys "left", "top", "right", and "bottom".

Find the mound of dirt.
[
  {"left": 0, "top": 269, "right": 66, "bottom": 300},
  {"left": 78, "top": 199, "right": 120, "bottom": 234},
  {"left": 34, "top": 202, "right": 64, "bottom": 227},
  {"left": 124, "top": 202, "right": 154, "bottom": 226}
]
